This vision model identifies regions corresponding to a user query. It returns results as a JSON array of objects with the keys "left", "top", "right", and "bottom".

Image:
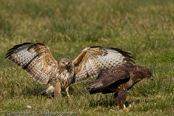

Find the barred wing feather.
[
  {"left": 5, "top": 43, "right": 58, "bottom": 84},
  {"left": 73, "top": 46, "right": 134, "bottom": 83}
]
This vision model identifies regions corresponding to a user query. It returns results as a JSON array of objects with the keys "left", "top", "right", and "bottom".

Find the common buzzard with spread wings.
[
  {"left": 86, "top": 65, "right": 153, "bottom": 108},
  {"left": 5, "top": 43, "right": 134, "bottom": 97}
]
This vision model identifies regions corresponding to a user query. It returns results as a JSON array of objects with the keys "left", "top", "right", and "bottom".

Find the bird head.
[
  {"left": 59, "top": 58, "right": 72, "bottom": 69},
  {"left": 142, "top": 67, "right": 153, "bottom": 81}
]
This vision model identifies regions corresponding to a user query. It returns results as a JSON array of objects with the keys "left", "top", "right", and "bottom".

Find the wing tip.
[
  {"left": 5, "top": 42, "right": 33, "bottom": 59},
  {"left": 85, "top": 81, "right": 101, "bottom": 94},
  {"left": 5, "top": 42, "right": 46, "bottom": 59},
  {"left": 89, "top": 46, "right": 135, "bottom": 61},
  {"left": 109, "top": 47, "right": 135, "bottom": 64}
]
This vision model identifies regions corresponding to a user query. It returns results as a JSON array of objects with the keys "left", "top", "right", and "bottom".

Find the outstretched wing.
[
  {"left": 73, "top": 46, "right": 134, "bottom": 83},
  {"left": 86, "top": 68, "right": 130, "bottom": 93},
  {"left": 5, "top": 43, "right": 58, "bottom": 84}
]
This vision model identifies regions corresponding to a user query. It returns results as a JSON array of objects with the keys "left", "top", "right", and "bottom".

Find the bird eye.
[{"left": 62, "top": 62, "right": 65, "bottom": 64}]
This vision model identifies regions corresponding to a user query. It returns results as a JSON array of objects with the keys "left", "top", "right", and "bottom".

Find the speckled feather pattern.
[
  {"left": 6, "top": 43, "right": 135, "bottom": 96},
  {"left": 73, "top": 47, "right": 134, "bottom": 83},
  {"left": 6, "top": 43, "right": 74, "bottom": 90}
]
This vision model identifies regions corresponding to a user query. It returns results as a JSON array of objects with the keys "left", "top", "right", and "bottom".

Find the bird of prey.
[
  {"left": 5, "top": 43, "right": 135, "bottom": 97},
  {"left": 86, "top": 65, "right": 153, "bottom": 109}
]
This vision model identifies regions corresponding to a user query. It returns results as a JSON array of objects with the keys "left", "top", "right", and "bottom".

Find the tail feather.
[
  {"left": 40, "top": 86, "right": 54, "bottom": 97},
  {"left": 85, "top": 79, "right": 104, "bottom": 94}
]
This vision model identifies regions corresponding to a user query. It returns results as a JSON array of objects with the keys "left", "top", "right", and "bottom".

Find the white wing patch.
[
  {"left": 86, "top": 56, "right": 98, "bottom": 77},
  {"left": 11, "top": 47, "right": 37, "bottom": 67}
]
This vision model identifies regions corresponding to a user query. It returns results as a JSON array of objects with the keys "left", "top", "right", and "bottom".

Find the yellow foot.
[
  {"left": 123, "top": 105, "right": 129, "bottom": 112},
  {"left": 117, "top": 104, "right": 126, "bottom": 109},
  {"left": 123, "top": 104, "right": 126, "bottom": 109}
]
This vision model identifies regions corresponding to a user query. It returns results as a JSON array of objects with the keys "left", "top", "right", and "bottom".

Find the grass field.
[{"left": 0, "top": 0, "right": 173, "bottom": 115}]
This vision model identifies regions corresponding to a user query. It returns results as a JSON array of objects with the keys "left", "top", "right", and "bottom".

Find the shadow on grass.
[
  {"left": 89, "top": 96, "right": 147, "bottom": 108},
  {"left": 90, "top": 99, "right": 116, "bottom": 108},
  {"left": 22, "top": 85, "right": 86, "bottom": 99},
  {"left": 23, "top": 86, "right": 45, "bottom": 97}
]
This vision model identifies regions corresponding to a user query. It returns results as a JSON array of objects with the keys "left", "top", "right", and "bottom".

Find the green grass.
[{"left": 0, "top": 0, "right": 173, "bottom": 115}]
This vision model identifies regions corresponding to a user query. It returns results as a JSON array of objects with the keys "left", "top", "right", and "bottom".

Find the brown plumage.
[
  {"left": 86, "top": 65, "right": 153, "bottom": 108},
  {"left": 5, "top": 43, "right": 135, "bottom": 97}
]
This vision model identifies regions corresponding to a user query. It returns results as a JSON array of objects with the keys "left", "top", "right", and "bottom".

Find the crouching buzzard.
[
  {"left": 86, "top": 65, "right": 153, "bottom": 108},
  {"left": 5, "top": 43, "right": 134, "bottom": 97}
]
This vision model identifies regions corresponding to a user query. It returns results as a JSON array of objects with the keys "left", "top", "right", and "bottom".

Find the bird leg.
[
  {"left": 114, "top": 92, "right": 121, "bottom": 109},
  {"left": 54, "top": 81, "right": 61, "bottom": 97},
  {"left": 114, "top": 89, "right": 127, "bottom": 109},
  {"left": 66, "top": 86, "right": 70, "bottom": 97}
]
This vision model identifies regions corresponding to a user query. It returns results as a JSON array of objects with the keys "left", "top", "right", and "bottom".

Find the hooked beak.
[{"left": 65, "top": 62, "right": 70, "bottom": 68}]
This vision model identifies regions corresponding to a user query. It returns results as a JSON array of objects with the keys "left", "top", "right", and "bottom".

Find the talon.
[{"left": 123, "top": 104, "right": 126, "bottom": 109}]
